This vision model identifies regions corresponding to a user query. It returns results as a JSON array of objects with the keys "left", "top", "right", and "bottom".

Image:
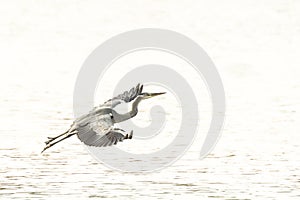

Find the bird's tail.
[{"left": 41, "top": 127, "right": 76, "bottom": 153}]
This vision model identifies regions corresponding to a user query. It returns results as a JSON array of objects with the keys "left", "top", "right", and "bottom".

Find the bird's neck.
[
  {"left": 113, "top": 97, "right": 142, "bottom": 123},
  {"left": 131, "top": 97, "right": 142, "bottom": 116}
]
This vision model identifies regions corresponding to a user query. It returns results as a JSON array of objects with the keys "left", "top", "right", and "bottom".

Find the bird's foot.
[
  {"left": 123, "top": 130, "right": 133, "bottom": 140},
  {"left": 41, "top": 144, "right": 50, "bottom": 153},
  {"left": 45, "top": 138, "right": 55, "bottom": 145},
  {"left": 45, "top": 140, "right": 51, "bottom": 145},
  {"left": 128, "top": 130, "right": 133, "bottom": 139}
]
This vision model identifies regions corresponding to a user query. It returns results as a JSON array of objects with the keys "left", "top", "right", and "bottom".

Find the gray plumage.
[{"left": 42, "top": 83, "right": 165, "bottom": 153}]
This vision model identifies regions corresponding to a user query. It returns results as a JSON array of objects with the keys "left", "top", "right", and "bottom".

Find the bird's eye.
[{"left": 109, "top": 113, "right": 113, "bottom": 119}]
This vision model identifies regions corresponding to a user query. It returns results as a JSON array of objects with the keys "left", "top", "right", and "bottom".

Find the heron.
[{"left": 41, "top": 83, "right": 165, "bottom": 153}]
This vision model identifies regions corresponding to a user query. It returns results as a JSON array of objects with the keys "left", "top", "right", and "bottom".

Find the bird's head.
[{"left": 139, "top": 92, "right": 166, "bottom": 100}]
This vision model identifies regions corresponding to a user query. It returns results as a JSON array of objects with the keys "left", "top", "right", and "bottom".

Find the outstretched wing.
[
  {"left": 77, "top": 126, "right": 126, "bottom": 147},
  {"left": 76, "top": 114, "right": 126, "bottom": 147},
  {"left": 100, "top": 83, "right": 143, "bottom": 108},
  {"left": 75, "top": 84, "right": 141, "bottom": 147}
]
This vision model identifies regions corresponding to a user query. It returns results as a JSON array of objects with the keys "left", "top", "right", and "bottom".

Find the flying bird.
[{"left": 41, "top": 83, "right": 165, "bottom": 153}]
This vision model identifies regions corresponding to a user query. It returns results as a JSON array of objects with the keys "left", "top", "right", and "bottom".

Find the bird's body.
[{"left": 42, "top": 84, "right": 165, "bottom": 153}]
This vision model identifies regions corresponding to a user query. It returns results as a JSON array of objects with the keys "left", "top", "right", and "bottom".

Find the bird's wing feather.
[
  {"left": 75, "top": 84, "right": 142, "bottom": 147},
  {"left": 77, "top": 126, "right": 126, "bottom": 147},
  {"left": 100, "top": 83, "right": 143, "bottom": 108},
  {"left": 76, "top": 114, "right": 125, "bottom": 147}
]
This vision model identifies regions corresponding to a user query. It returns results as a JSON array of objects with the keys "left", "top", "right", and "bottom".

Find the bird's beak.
[{"left": 148, "top": 92, "right": 166, "bottom": 98}]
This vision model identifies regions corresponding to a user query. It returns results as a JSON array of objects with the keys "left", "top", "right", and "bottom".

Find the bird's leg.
[
  {"left": 45, "top": 130, "right": 70, "bottom": 145},
  {"left": 41, "top": 132, "right": 76, "bottom": 153}
]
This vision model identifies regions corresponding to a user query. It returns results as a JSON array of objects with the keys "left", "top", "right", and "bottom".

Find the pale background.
[{"left": 0, "top": 0, "right": 299, "bottom": 199}]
